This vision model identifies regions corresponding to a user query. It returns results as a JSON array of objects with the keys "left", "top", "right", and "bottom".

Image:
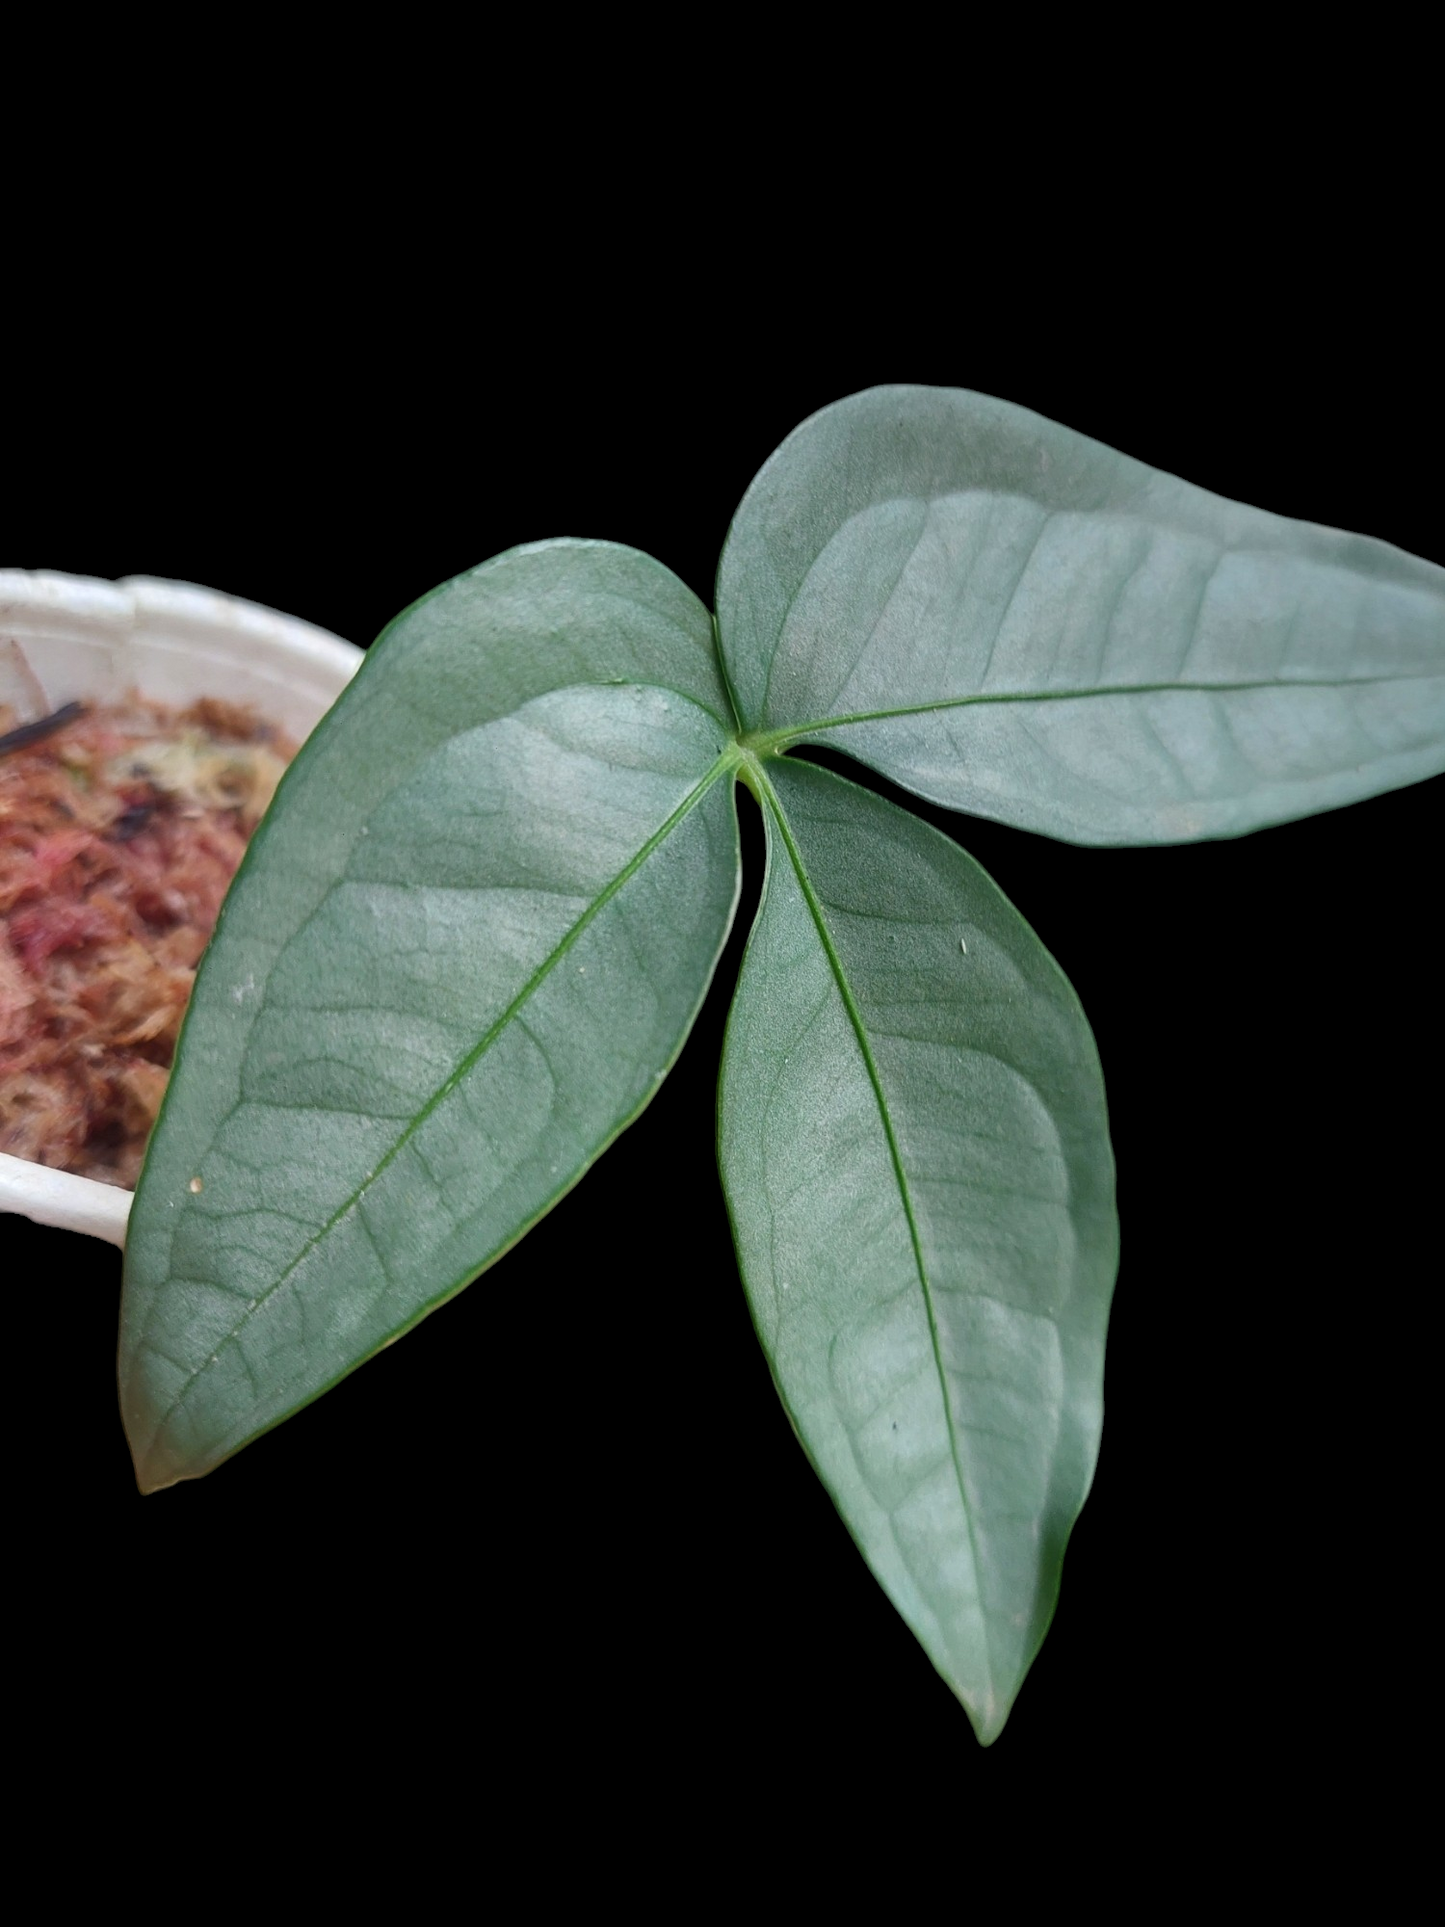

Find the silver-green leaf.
[
  {"left": 717, "top": 385, "right": 1445, "bottom": 843},
  {"left": 120, "top": 541, "right": 741, "bottom": 1490},
  {"left": 718, "top": 758, "right": 1117, "bottom": 1741}
]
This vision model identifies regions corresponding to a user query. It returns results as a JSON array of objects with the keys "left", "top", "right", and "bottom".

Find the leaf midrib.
[
  {"left": 744, "top": 671, "right": 1442, "bottom": 753},
  {"left": 754, "top": 762, "right": 995, "bottom": 1702},
  {"left": 138, "top": 747, "right": 737, "bottom": 1459}
]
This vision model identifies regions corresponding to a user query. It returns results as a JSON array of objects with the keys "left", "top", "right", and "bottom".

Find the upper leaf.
[
  {"left": 717, "top": 759, "right": 1117, "bottom": 1741},
  {"left": 120, "top": 541, "right": 741, "bottom": 1491},
  {"left": 716, "top": 386, "right": 1445, "bottom": 843}
]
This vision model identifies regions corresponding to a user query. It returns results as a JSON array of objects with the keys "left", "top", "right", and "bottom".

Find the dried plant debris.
[{"left": 1, "top": 692, "right": 294, "bottom": 1186}]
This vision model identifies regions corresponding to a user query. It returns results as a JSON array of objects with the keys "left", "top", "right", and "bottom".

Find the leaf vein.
[
  {"left": 755, "top": 671, "right": 1443, "bottom": 748},
  {"left": 136, "top": 751, "right": 735, "bottom": 1461},
  {"left": 757, "top": 765, "right": 997, "bottom": 1702}
]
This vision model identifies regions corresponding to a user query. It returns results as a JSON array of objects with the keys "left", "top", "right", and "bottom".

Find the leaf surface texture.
[
  {"left": 119, "top": 383, "right": 1441, "bottom": 1740},
  {"left": 717, "top": 760, "right": 1117, "bottom": 1740},
  {"left": 121, "top": 542, "right": 740, "bottom": 1489},
  {"left": 717, "top": 385, "right": 1445, "bottom": 842}
]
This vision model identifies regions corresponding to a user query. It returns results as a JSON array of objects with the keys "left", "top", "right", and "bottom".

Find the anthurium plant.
[{"left": 118, "top": 386, "right": 1445, "bottom": 1743}]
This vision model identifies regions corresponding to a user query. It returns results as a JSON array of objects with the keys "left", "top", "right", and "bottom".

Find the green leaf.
[
  {"left": 717, "top": 757, "right": 1117, "bottom": 1742},
  {"left": 120, "top": 541, "right": 741, "bottom": 1491},
  {"left": 716, "top": 385, "right": 1445, "bottom": 843}
]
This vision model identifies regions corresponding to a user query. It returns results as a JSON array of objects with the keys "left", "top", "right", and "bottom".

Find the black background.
[{"left": 6, "top": 251, "right": 1439, "bottom": 1803}]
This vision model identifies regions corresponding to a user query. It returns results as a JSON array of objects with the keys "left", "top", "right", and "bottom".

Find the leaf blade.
[
  {"left": 121, "top": 542, "right": 741, "bottom": 1489},
  {"left": 717, "top": 758, "right": 1117, "bottom": 1740},
  {"left": 717, "top": 386, "right": 1445, "bottom": 842}
]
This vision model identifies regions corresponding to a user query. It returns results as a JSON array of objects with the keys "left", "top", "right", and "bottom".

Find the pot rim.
[{"left": 0, "top": 569, "right": 363, "bottom": 1244}]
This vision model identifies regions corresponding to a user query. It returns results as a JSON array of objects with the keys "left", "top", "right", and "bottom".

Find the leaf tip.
[
  {"left": 129, "top": 1436, "right": 180, "bottom": 1497},
  {"left": 121, "top": 1393, "right": 189, "bottom": 1496},
  {"left": 972, "top": 1704, "right": 1010, "bottom": 1748}
]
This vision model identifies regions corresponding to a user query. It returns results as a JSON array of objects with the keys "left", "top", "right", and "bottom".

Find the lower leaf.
[
  {"left": 120, "top": 541, "right": 742, "bottom": 1490},
  {"left": 717, "top": 757, "right": 1118, "bottom": 1742}
]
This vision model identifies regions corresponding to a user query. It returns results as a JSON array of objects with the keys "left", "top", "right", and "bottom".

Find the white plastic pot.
[{"left": 0, "top": 571, "right": 363, "bottom": 1244}]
